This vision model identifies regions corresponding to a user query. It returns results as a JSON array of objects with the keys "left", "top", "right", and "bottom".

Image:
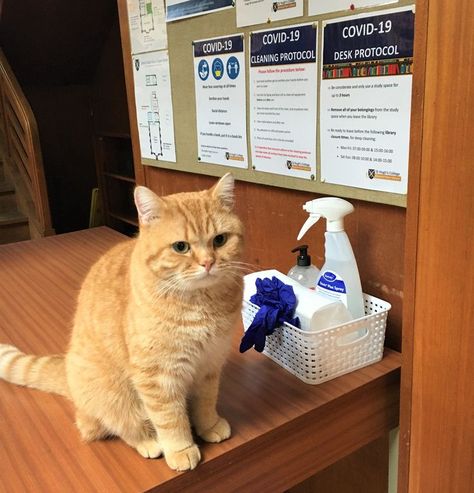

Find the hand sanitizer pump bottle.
[
  {"left": 297, "top": 197, "right": 365, "bottom": 320},
  {"left": 287, "top": 245, "right": 320, "bottom": 289}
]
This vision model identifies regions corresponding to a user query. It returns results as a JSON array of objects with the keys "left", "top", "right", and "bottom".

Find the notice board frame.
[{"left": 118, "top": 0, "right": 416, "bottom": 208}]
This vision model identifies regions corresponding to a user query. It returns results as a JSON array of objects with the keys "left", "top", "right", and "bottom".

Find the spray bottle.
[{"left": 297, "top": 197, "right": 365, "bottom": 320}]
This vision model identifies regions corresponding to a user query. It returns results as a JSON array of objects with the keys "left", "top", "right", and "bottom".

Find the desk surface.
[{"left": 0, "top": 228, "right": 400, "bottom": 493}]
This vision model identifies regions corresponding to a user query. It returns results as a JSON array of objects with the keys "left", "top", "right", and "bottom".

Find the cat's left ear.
[
  {"left": 134, "top": 186, "right": 163, "bottom": 226},
  {"left": 211, "top": 173, "right": 235, "bottom": 208}
]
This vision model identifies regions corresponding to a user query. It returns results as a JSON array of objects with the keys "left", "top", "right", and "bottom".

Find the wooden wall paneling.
[
  {"left": 288, "top": 435, "right": 389, "bottom": 493},
  {"left": 399, "top": 0, "right": 429, "bottom": 490},
  {"left": 401, "top": 0, "right": 474, "bottom": 491}
]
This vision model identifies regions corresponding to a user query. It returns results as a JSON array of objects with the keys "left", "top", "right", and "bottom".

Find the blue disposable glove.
[{"left": 240, "top": 276, "right": 300, "bottom": 353}]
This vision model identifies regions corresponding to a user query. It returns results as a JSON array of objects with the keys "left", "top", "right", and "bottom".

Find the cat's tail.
[{"left": 0, "top": 344, "right": 69, "bottom": 397}]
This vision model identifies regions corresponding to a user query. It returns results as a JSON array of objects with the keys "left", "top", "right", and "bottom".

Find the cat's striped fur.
[{"left": 0, "top": 173, "right": 244, "bottom": 471}]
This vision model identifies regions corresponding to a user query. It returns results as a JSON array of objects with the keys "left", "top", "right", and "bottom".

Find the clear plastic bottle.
[
  {"left": 287, "top": 245, "right": 320, "bottom": 289},
  {"left": 297, "top": 198, "right": 365, "bottom": 320}
]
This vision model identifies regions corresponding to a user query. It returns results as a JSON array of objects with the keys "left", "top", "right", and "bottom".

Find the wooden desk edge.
[
  {"left": 0, "top": 229, "right": 401, "bottom": 492},
  {"left": 147, "top": 360, "right": 400, "bottom": 493}
]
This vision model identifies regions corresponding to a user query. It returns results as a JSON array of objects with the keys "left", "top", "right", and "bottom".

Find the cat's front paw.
[
  {"left": 136, "top": 439, "right": 162, "bottom": 459},
  {"left": 165, "top": 444, "right": 201, "bottom": 471},
  {"left": 198, "top": 416, "right": 231, "bottom": 443}
]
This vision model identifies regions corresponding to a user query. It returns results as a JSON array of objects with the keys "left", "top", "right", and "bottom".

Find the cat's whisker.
[
  {"left": 226, "top": 260, "right": 260, "bottom": 270},
  {"left": 219, "top": 265, "right": 253, "bottom": 275}
]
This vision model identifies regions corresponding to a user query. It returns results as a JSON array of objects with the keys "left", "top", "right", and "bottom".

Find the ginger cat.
[{"left": 0, "top": 173, "right": 244, "bottom": 471}]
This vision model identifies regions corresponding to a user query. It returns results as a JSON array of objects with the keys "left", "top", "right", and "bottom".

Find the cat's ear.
[
  {"left": 211, "top": 173, "right": 235, "bottom": 208},
  {"left": 134, "top": 186, "right": 163, "bottom": 225}
]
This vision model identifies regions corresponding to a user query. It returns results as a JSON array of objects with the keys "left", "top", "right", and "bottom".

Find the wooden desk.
[{"left": 0, "top": 227, "right": 400, "bottom": 492}]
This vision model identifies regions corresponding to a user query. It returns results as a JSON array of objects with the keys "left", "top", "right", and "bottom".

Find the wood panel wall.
[{"left": 400, "top": 0, "right": 474, "bottom": 492}]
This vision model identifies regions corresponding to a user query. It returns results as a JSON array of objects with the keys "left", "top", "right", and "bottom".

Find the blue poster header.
[
  {"left": 323, "top": 10, "right": 415, "bottom": 65},
  {"left": 251, "top": 24, "right": 317, "bottom": 67},
  {"left": 194, "top": 35, "right": 244, "bottom": 57}
]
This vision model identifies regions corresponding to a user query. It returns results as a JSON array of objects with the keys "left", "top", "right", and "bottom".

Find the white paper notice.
[
  {"left": 236, "top": 0, "right": 303, "bottom": 28},
  {"left": 127, "top": 0, "right": 167, "bottom": 54},
  {"left": 193, "top": 35, "right": 248, "bottom": 168},
  {"left": 309, "top": 0, "right": 397, "bottom": 16},
  {"left": 166, "top": 0, "right": 234, "bottom": 22},
  {"left": 250, "top": 24, "right": 317, "bottom": 179},
  {"left": 132, "top": 51, "right": 176, "bottom": 163},
  {"left": 320, "top": 8, "right": 415, "bottom": 193}
]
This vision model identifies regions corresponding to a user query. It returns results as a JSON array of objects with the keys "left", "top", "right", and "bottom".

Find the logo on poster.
[
  {"left": 212, "top": 58, "right": 224, "bottom": 80},
  {"left": 226, "top": 56, "right": 240, "bottom": 79},
  {"left": 198, "top": 60, "right": 209, "bottom": 81}
]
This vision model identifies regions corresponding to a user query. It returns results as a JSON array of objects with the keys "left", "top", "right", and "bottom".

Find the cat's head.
[{"left": 133, "top": 174, "right": 244, "bottom": 293}]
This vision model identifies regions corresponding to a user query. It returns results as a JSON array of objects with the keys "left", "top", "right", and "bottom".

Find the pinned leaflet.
[
  {"left": 193, "top": 34, "right": 248, "bottom": 168},
  {"left": 249, "top": 24, "right": 317, "bottom": 179},
  {"left": 320, "top": 7, "right": 415, "bottom": 193}
]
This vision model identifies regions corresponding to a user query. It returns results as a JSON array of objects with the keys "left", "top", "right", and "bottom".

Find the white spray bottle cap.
[{"left": 297, "top": 197, "right": 354, "bottom": 240}]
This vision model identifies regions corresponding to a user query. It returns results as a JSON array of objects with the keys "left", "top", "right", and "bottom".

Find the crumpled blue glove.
[{"left": 240, "top": 276, "right": 300, "bottom": 353}]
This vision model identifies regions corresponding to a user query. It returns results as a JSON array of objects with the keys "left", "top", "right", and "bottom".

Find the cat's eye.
[
  {"left": 213, "top": 233, "right": 228, "bottom": 248},
  {"left": 172, "top": 241, "right": 190, "bottom": 254}
]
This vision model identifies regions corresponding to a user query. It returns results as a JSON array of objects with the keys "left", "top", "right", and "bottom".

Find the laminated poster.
[
  {"left": 193, "top": 34, "right": 248, "bottom": 168},
  {"left": 309, "top": 0, "right": 397, "bottom": 16},
  {"left": 320, "top": 7, "right": 415, "bottom": 194},
  {"left": 250, "top": 24, "right": 317, "bottom": 179},
  {"left": 132, "top": 51, "right": 176, "bottom": 163},
  {"left": 127, "top": 0, "right": 167, "bottom": 54},
  {"left": 236, "top": 0, "right": 303, "bottom": 28},
  {"left": 166, "top": 0, "right": 233, "bottom": 22}
]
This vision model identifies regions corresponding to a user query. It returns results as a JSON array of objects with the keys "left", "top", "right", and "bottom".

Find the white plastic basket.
[{"left": 242, "top": 294, "right": 391, "bottom": 385}]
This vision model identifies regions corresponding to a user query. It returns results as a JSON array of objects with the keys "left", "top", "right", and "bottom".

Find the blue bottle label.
[{"left": 316, "top": 270, "right": 347, "bottom": 304}]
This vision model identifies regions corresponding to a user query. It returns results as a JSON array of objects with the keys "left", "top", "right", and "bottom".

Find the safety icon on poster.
[
  {"left": 226, "top": 56, "right": 240, "bottom": 79},
  {"left": 198, "top": 59, "right": 209, "bottom": 81},
  {"left": 212, "top": 58, "right": 224, "bottom": 80}
]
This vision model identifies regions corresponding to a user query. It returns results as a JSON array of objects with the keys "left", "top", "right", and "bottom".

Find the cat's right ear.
[{"left": 134, "top": 186, "right": 162, "bottom": 226}]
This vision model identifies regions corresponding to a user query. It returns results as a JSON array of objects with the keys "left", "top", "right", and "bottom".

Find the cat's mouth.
[{"left": 189, "top": 269, "right": 220, "bottom": 288}]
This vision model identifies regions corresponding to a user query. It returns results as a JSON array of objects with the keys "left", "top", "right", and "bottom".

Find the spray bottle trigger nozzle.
[{"left": 297, "top": 214, "right": 320, "bottom": 241}]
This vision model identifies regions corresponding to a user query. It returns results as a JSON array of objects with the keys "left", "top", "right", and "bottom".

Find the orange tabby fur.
[{"left": 0, "top": 174, "right": 244, "bottom": 471}]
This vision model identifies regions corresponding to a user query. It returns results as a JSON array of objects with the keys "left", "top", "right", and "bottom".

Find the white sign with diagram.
[
  {"left": 127, "top": 0, "right": 167, "bottom": 54},
  {"left": 193, "top": 34, "right": 248, "bottom": 168},
  {"left": 132, "top": 51, "right": 176, "bottom": 163}
]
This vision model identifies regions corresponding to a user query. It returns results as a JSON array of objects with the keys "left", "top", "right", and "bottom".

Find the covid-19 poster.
[
  {"left": 249, "top": 24, "right": 317, "bottom": 179},
  {"left": 320, "top": 7, "right": 415, "bottom": 193},
  {"left": 193, "top": 34, "right": 248, "bottom": 168}
]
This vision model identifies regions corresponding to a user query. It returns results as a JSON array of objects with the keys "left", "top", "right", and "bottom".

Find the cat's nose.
[{"left": 201, "top": 260, "right": 215, "bottom": 272}]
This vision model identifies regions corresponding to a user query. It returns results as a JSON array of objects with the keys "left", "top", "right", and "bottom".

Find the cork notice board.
[{"left": 130, "top": 1, "right": 415, "bottom": 207}]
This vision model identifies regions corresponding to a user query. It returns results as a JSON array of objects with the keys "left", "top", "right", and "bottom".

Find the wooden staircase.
[
  {"left": 0, "top": 48, "right": 54, "bottom": 243},
  {"left": 0, "top": 158, "right": 30, "bottom": 244}
]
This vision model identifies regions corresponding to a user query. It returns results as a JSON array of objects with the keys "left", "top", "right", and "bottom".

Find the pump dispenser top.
[
  {"left": 297, "top": 197, "right": 365, "bottom": 321},
  {"left": 287, "top": 245, "right": 320, "bottom": 289},
  {"left": 292, "top": 245, "right": 311, "bottom": 266}
]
